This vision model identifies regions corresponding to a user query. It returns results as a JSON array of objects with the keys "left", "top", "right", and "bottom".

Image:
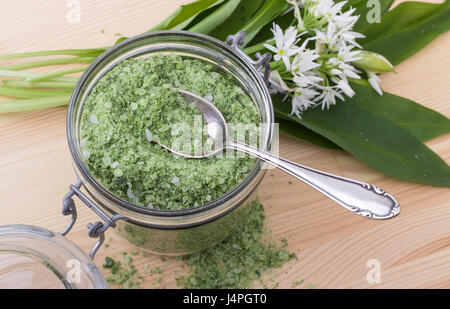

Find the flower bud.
[{"left": 352, "top": 50, "right": 394, "bottom": 73}]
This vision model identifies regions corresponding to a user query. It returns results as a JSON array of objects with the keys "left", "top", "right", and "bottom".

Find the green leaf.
[
  {"left": 150, "top": 0, "right": 225, "bottom": 31},
  {"left": 246, "top": 5, "right": 295, "bottom": 50},
  {"left": 359, "top": 1, "right": 450, "bottom": 65},
  {"left": 277, "top": 116, "right": 341, "bottom": 149},
  {"left": 241, "top": 0, "right": 290, "bottom": 45},
  {"left": 188, "top": 0, "right": 242, "bottom": 34},
  {"left": 350, "top": 83, "right": 450, "bottom": 142},
  {"left": 209, "top": 0, "right": 265, "bottom": 41},
  {"left": 272, "top": 94, "right": 450, "bottom": 187},
  {"left": 273, "top": 83, "right": 450, "bottom": 147}
]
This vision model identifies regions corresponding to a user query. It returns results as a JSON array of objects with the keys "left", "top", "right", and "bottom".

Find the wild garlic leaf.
[
  {"left": 208, "top": 0, "right": 265, "bottom": 41},
  {"left": 246, "top": 5, "right": 296, "bottom": 50},
  {"left": 359, "top": 1, "right": 450, "bottom": 66},
  {"left": 240, "top": 0, "right": 290, "bottom": 46},
  {"left": 151, "top": 0, "right": 225, "bottom": 31},
  {"left": 348, "top": 83, "right": 450, "bottom": 142},
  {"left": 273, "top": 93, "right": 450, "bottom": 187},
  {"left": 276, "top": 115, "right": 341, "bottom": 149},
  {"left": 188, "top": 0, "right": 242, "bottom": 34}
]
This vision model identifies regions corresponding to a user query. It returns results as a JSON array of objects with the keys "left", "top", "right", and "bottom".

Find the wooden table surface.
[{"left": 0, "top": 0, "right": 449, "bottom": 289}]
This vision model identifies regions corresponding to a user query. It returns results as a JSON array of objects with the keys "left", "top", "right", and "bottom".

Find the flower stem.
[
  {"left": 0, "top": 48, "right": 107, "bottom": 60},
  {"left": 2, "top": 80, "right": 76, "bottom": 89},
  {"left": 0, "top": 86, "right": 72, "bottom": 99},
  {"left": 0, "top": 56, "right": 95, "bottom": 70},
  {"left": 243, "top": 42, "right": 267, "bottom": 55},
  {"left": 26, "top": 66, "right": 87, "bottom": 82},
  {"left": 0, "top": 69, "right": 76, "bottom": 82},
  {"left": 0, "top": 94, "right": 71, "bottom": 113}
]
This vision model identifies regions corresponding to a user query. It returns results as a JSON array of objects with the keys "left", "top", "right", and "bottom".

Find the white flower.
[
  {"left": 291, "top": 87, "right": 320, "bottom": 117},
  {"left": 263, "top": 1, "right": 387, "bottom": 118},
  {"left": 264, "top": 24, "right": 299, "bottom": 70},
  {"left": 367, "top": 72, "right": 383, "bottom": 95},
  {"left": 333, "top": 7, "right": 358, "bottom": 29},
  {"left": 339, "top": 30, "right": 365, "bottom": 48},
  {"left": 291, "top": 41, "right": 321, "bottom": 75},
  {"left": 334, "top": 78, "right": 355, "bottom": 97},
  {"left": 337, "top": 44, "right": 361, "bottom": 62},
  {"left": 313, "top": 21, "right": 340, "bottom": 51},
  {"left": 328, "top": 57, "right": 360, "bottom": 79},
  {"left": 328, "top": 45, "right": 361, "bottom": 80},
  {"left": 316, "top": 0, "right": 346, "bottom": 20},
  {"left": 287, "top": 0, "right": 305, "bottom": 31},
  {"left": 314, "top": 85, "right": 345, "bottom": 109},
  {"left": 293, "top": 72, "right": 323, "bottom": 88},
  {"left": 335, "top": 21, "right": 365, "bottom": 48}
]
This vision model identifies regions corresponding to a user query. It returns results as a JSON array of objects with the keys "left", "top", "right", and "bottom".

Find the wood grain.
[{"left": 0, "top": 0, "right": 448, "bottom": 289}]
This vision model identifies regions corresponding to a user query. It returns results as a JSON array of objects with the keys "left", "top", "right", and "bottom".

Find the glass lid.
[{"left": 0, "top": 225, "right": 107, "bottom": 289}]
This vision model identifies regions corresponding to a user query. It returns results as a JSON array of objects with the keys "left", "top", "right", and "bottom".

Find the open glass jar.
[
  {"left": 65, "top": 31, "right": 274, "bottom": 256},
  {"left": 0, "top": 225, "right": 107, "bottom": 288}
]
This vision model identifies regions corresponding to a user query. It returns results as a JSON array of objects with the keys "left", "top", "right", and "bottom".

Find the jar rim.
[{"left": 67, "top": 30, "right": 274, "bottom": 218}]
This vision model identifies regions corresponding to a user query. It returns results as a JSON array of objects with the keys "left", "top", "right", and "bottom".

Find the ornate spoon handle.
[{"left": 228, "top": 140, "right": 400, "bottom": 219}]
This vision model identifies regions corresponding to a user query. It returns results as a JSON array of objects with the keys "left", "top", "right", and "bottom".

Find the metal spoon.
[{"left": 157, "top": 88, "right": 400, "bottom": 219}]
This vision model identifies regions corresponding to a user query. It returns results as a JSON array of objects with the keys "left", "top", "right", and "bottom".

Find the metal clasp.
[
  {"left": 60, "top": 178, "right": 125, "bottom": 259},
  {"left": 226, "top": 31, "right": 272, "bottom": 87},
  {"left": 226, "top": 31, "right": 288, "bottom": 95}
]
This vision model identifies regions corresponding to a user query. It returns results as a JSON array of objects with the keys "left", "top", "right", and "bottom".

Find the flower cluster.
[{"left": 264, "top": 0, "right": 393, "bottom": 118}]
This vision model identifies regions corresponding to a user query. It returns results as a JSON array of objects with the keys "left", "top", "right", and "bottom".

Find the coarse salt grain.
[
  {"left": 204, "top": 93, "right": 213, "bottom": 102},
  {"left": 127, "top": 187, "right": 136, "bottom": 200},
  {"left": 145, "top": 128, "right": 153, "bottom": 142},
  {"left": 83, "top": 150, "right": 90, "bottom": 159},
  {"left": 90, "top": 114, "right": 99, "bottom": 124}
]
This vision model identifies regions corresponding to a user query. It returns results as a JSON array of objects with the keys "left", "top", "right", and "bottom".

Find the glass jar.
[
  {"left": 65, "top": 31, "right": 274, "bottom": 255},
  {"left": 0, "top": 225, "right": 107, "bottom": 289}
]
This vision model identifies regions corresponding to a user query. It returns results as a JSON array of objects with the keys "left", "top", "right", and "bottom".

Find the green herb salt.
[
  {"left": 176, "top": 200, "right": 295, "bottom": 289},
  {"left": 81, "top": 54, "right": 260, "bottom": 210},
  {"left": 102, "top": 256, "right": 140, "bottom": 289},
  {"left": 102, "top": 200, "right": 294, "bottom": 289}
]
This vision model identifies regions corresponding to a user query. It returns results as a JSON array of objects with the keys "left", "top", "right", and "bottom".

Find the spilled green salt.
[
  {"left": 102, "top": 200, "right": 294, "bottom": 289},
  {"left": 176, "top": 200, "right": 296, "bottom": 289}
]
